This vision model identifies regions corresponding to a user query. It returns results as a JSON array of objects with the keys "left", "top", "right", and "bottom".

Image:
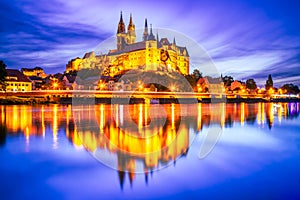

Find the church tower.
[
  {"left": 117, "top": 11, "right": 127, "bottom": 51},
  {"left": 143, "top": 18, "right": 149, "bottom": 41},
  {"left": 127, "top": 14, "right": 136, "bottom": 44}
]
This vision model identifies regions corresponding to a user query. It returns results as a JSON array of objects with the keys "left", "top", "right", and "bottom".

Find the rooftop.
[{"left": 6, "top": 69, "right": 31, "bottom": 82}]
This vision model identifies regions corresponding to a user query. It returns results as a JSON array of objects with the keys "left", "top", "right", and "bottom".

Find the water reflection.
[{"left": 0, "top": 102, "right": 299, "bottom": 187}]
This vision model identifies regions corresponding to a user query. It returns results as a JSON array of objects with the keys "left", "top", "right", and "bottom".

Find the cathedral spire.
[
  {"left": 117, "top": 11, "right": 126, "bottom": 33},
  {"left": 128, "top": 13, "right": 135, "bottom": 31},
  {"left": 129, "top": 13, "right": 133, "bottom": 25},
  {"left": 148, "top": 24, "right": 155, "bottom": 41},
  {"left": 173, "top": 37, "right": 176, "bottom": 45},
  {"left": 143, "top": 18, "right": 148, "bottom": 41},
  {"left": 127, "top": 13, "right": 136, "bottom": 44}
]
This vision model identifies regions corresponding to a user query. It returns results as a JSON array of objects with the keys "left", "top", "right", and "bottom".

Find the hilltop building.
[
  {"left": 21, "top": 67, "right": 47, "bottom": 78},
  {"left": 66, "top": 12, "right": 189, "bottom": 76}
]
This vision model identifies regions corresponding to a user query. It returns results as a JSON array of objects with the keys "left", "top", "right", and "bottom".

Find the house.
[
  {"left": 5, "top": 69, "right": 32, "bottom": 92},
  {"left": 196, "top": 77, "right": 225, "bottom": 93},
  {"left": 61, "top": 74, "right": 76, "bottom": 90},
  {"left": 28, "top": 76, "right": 44, "bottom": 90}
]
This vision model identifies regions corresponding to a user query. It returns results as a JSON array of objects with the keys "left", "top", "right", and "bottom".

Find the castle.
[{"left": 66, "top": 12, "right": 190, "bottom": 76}]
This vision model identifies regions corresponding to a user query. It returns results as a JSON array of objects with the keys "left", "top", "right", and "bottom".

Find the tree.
[
  {"left": 0, "top": 60, "right": 7, "bottom": 91},
  {"left": 222, "top": 75, "right": 234, "bottom": 87},
  {"left": 192, "top": 69, "right": 202, "bottom": 80},
  {"left": 280, "top": 84, "right": 300, "bottom": 94},
  {"left": 246, "top": 78, "right": 257, "bottom": 90},
  {"left": 265, "top": 74, "right": 273, "bottom": 90},
  {"left": 185, "top": 69, "right": 203, "bottom": 89}
]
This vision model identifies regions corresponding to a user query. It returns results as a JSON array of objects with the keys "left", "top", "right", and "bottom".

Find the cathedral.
[{"left": 66, "top": 12, "right": 190, "bottom": 76}]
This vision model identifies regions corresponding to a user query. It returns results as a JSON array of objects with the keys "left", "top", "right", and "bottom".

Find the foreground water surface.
[{"left": 0, "top": 103, "right": 299, "bottom": 199}]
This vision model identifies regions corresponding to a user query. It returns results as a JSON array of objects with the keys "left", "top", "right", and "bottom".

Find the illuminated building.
[
  {"left": 66, "top": 57, "right": 82, "bottom": 73},
  {"left": 21, "top": 67, "right": 47, "bottom": 78},
  {"left": 66, "top": 12, "right": 190, "bottom": 76},
  {"left": 5, "top": 69, "right": 32, "bottom": 92}
]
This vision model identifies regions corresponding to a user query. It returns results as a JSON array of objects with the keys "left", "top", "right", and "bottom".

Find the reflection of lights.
[
  {"left": 1, "top": 106, "right": 4, "bottom": 124},
  {"left": 262, "top": 103, "right": 265, "bottom": 124},
  {"left": 42, "top": 105, "right": 45, "bottom": 138},
  {"left": 240, "top": 103, "right": 245, "bottom": 126},
  {"left": 269, "top": 103, "right": 274, "bottom": 126},
  {"left": 221, "top": 103, "right": 225, "bottom": 127},
  {"left": 100, "top": 104, "right": 104, "bottom": 130},
  {"left": 119, "top": 105, "right": 123, "bottom": 126},
  {"left": 25, "top": 126, "right": 30, "bottom": 143},
  {"left": 171, "top": 103, "right": 175, "bottom": 129},
  {"left": 278, "top": 103, "right": 283, "bottom": 123},
  {"left": 290, "top": 103, "right": 295, "bottom": 115},
  {"left": 72, "top": 129, "right": 83, "bottom": 149},
  {"left": 52, "top": 104, "right": 58, "bottom": 149},
  {"left": 197, "top": 103, "right": 202, "bottom": 131},
  {"left": 257, "top": 102, "right": 261, "bottom": 124}
]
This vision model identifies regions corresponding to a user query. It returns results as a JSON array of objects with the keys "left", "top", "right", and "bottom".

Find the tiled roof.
[
  {"left": 83, "top": 52, "right": 95, "bottom": 59},
  {"left": 160, "top": 38, "right": 170, "bottom": 45},
  {"left": 6, "top": 69, "right": 31, "bottom": 82},
  {"left": 65, "top": 75, "right": 76, "bottom": 83},
  {"left": 108, "top": 42, "right": 146, "bottom": 55},
  {"left": 123, "top": 41, "right": 146, "bottom": 52},
  {"left": 28, "top": 76, "right": 43, "bottom": 81}
]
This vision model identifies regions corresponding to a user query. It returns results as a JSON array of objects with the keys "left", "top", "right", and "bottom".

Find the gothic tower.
[
  {"left": 127, "top": 13, "right": 136, "bottom": 44},
  {"left": 143, "top": 18, "right": 148, "bottom": 41},
  {"left": 117, "top": 11, "right": 127, "bottom": 51}
]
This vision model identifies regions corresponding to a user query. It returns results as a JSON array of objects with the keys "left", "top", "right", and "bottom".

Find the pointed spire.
[
  {"left": 143, "top": 18, "right": 149, "bottom": 41},
  {"left": 128, "top": 172, "right": 135, "bottom": 186},
  {"left": 129, "top": 13, "right": 133, "bottom": 24},
  {"left": 173, "top": 37, "right": 176, "bottom": 45},
  {"left": 156, "top": 32, "right": 160, "bottom": 47},
  {"left": 118, "top": 170, "right": 125, "bottom": 190},
  {"left": 117, "top": 11, "right": 126, "bottom": 33},
  {"left": 128, "top": 13, "right": 135, "bottom": 31},
  {"left": 148, "top": 24, "right": 155, "bottom": 41},
  {"left": 145, "top": 18, "right": 148, "bottom": 28},
  {"left": 120, "top": 11, "right": 123, "bottom": 22}
]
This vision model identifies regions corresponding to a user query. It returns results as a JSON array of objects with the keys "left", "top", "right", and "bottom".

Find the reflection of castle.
[
  {"left": 1, "top": 103, "right": 299, "bottom": 187},
  {"left": 66, "top": 12, "right": 190, "bottom": 76}
]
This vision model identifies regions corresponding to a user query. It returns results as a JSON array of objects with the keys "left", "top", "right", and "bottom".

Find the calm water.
[{"left": 0, "top": 103, "right": 300, "bottom": 199}]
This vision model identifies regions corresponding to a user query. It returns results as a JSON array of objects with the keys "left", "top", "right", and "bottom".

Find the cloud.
[{"left": 0, "top": 0, "right": 300, "bottom": 86}]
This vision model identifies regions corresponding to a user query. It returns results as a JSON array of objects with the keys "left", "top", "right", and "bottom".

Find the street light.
[{"left": 53, "top": 82, "right": 58, "bottom": 89}]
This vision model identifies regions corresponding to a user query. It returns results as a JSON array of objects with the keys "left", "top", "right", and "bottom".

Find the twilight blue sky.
[{"left": 1, "top": 0, "right": 300, "bottom": 86}]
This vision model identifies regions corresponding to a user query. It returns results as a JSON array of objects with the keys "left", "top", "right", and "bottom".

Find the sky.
[{"left": 0, "top": 0, "right": 300, "bottom": 87}]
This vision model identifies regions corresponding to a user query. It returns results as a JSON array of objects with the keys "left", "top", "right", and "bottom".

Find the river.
[{"left": 0, "top": 102, "right": 299, "bottom": 199}]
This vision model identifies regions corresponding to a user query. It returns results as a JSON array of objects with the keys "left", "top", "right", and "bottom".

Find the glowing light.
[
  {"left": 197, "top": 103, "right": 202, "bottom": 131},
  {"left": 52, "top": 104, "right": 58, "bottom": 149},
  {"left": 171, "top": 103, "right": 175, "bottom": 129},
  {"left": 42, "top": 105, "right": 45, "bottom": 138},
  {"left": 240, "top": 103, "right": 245, "bottom": 126},
  {"left": 257, "top": 102, "right": 261, "bottom": 124},
  {"left": 53, "top": 82, "right": 58, "bottom": 88},
  {"left": 170, "top": 84, "right": 176, "bottom": 92}
]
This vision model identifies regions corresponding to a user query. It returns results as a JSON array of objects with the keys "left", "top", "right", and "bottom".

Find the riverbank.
[{"left": 0, "top": 96, "right": 300, "bottom": 105}]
